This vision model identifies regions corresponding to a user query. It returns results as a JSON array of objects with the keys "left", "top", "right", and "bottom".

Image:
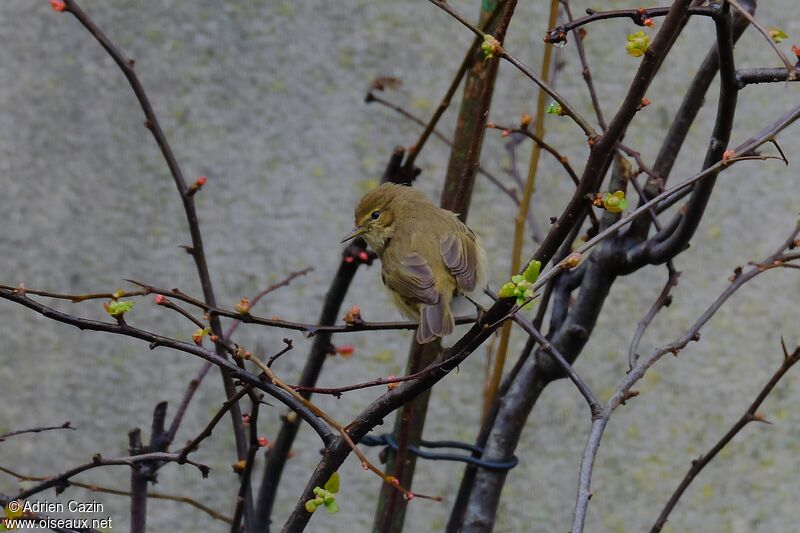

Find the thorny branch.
[
  {"left": 728, "top": 0, "right": 798, "bottom": 76},
  {"left": 0, "top": 286, "right": 335, "bottom": 444},
  {"left": 54, "top": 0, "right": 254, "bottom": 521},
  {"left": 0, "top": 282, "right": 477, "bottom": 335},
  {"left": 651, "top": 341, "right": 800, "bottom": 532},
  {"left": 572, "top": 221, "right": 800, "bottom": 533},
  {"left": 7, "top": 1, "right": 798, "bottom": 531},
  {"left": 545, "top": 4, "right": 717, "bottom": 44}
]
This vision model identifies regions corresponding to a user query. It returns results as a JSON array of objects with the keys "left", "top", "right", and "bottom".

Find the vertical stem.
[
  {"left": 372, "top": 341, "right": 440, "bottom": 533},
  {"left": 372, "top": 2, "right": 518, "bottom": 531},
  {"left": 438, "top": 0, "right": 517, "bottom": 216},
  {"left": 129, "top": 428, "right": 147, "bottom": 533},
  {"left": 255, "top": 149, "right": 403, "bottom": 530},
  {"left": 484, "top": 0, "right": 560, "bottom": 419}
]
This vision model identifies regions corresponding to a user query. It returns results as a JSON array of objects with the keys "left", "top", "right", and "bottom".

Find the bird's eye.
[{"left": 371, "top": 210, "right": 381, "bottom": 220}]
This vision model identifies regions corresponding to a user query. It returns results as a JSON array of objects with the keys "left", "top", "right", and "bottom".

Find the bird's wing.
[
  {"left": 439, "top": 230, "right": 480, "bottom": 293},
  {"left": 382, "top": 252, "right": 439, "bottom": 305}
]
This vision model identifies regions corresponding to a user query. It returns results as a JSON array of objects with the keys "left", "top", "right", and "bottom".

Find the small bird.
[{"left": 342, "top": 183, "right": 486, "bottom": 344}]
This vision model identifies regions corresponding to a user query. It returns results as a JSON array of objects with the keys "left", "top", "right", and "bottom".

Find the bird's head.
[{"left": 341, "top": 183, "right": 415, "bottom": 253}]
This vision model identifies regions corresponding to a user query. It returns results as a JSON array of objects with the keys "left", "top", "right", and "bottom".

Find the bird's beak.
[{"left": 341, "top": 226, "right": 368, "bottom": 243}]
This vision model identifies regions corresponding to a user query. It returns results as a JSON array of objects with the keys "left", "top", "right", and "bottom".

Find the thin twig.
[
  {"left": 367, "top": 92, "right": 520, "bottom": 204},
  {"left": 16, "top": 452, "right": 209, "bottom": 500},
  {"left": 291, "top": 368, "right": 432, "bottom": 398},
  {"left": 165, "top": 363, "right": 214, "bottom": 445},
  {"left": 627, "top": 270, "right": 681, "bottom": 371},
  {"left": 487, "top": 291, "right": 602, "bottom": 415},
  {"left": 728, "top": 0, "right": 798, "bottom": 77},
  {"left": 0, "top": 288, "right": 335, "bottom": 444},
  {"left": 56, "top": 3, "right": 252, "bottom": 516},
  {"left": 177, "top": 385, "right": 254, "bottom": 464},
  {"left": 561, "top": 0, "right": 607, "bottom": 130},
  {"left": 487, "top": 122, "right": 601, "bottom": 229},
  {"left": 401, "top": 1, "right": 506, "bottom": 174},
  {"left": 0, "top": 466, "right": 233, "bottom": 524},
  {"left": 545, "top": 5, "right": 717, "bottom": 43},
  {"left": 572, "top": 221, "right": 800, "bottom": 533},
  {"left": 486, "top": 123, "right": 580, "bottom": 185},
  {"left": 427, "top": 0, "right": 596, "bottom": 138},
  {"left": 231, "top": 392, "right": 262, "bottom": 532},
  {"left": 241, "top": 351, "right": 441, "bottom": 502},
  {"left": 267, "top": 339, "right": 294, "bottom": 368},
  {"left": 651, "top": 342, "right": 800, "bottom": 532},
  {"left": 529, "top": 104, "right": 800, "bottom": 299},
  {"left": 2, "top": 281, "right": 477, "bottom": 335},
  {"left": 224, "top": 268, "right": 313, "bottom": 340},
  {"left": 0, "top": 422, "right": 74, "bottom": 442}
]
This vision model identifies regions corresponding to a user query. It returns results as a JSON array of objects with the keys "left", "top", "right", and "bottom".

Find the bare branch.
[
  {"left": 0, "top": 422, "right": 74, "bottom": 442},
  {"left": 651, "top": 342, "right": 800, "bottom": 532}
]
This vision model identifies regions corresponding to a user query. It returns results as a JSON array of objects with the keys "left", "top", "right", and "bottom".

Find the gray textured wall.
[{"left": 1, "top": 1, "right": 798, "bottom": 532}]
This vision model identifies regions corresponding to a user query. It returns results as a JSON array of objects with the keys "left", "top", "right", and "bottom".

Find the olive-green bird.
[{"left": 342, "top": 183, "right": 487, "bottom": 344}]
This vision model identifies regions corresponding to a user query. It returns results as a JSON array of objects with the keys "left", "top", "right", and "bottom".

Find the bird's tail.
[{"left": 417, "top": 295, "right": 454, "bottom": 344}]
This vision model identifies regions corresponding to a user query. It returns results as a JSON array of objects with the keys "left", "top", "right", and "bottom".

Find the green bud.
[
  {"left": 103, "top": 300, "right": 135, "bottom": 317},
  {"left": 481, "top": 34, "right": 500, "bottom": 60},
  {"left": 524, "top": 289, "right": 534, "bottom": 300},
  {"left": 305, "top": 500, "right": 318, "bottom": 513},
  {"left": 498, "top": 282, "right": 517, "bottom": 299},
  {"left": 545, "top": 102, "right": 563, "bottom": 116},
  {"left": 768, "top": 28, "right": 788, "bottom": 43},
  {"left": 602, "top": 191, "right": 628, "bottom": 213},
  {"left": 625, "top": 30, "right": 650, "bottom": 57},
  {"left": 522, "top": 260, "right": 541, "bottom": 283}
]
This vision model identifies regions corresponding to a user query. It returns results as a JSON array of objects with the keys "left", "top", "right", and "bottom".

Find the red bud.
[{"left": 335, "top": 344, "right": 355, "bottom": 357}]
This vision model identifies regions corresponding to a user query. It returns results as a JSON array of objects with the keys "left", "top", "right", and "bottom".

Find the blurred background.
[{"left": 1, "top": 1, "right": 798, "bottom": 531}]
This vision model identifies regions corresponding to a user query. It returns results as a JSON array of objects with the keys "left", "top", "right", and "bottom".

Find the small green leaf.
[
  {"left": 104, "top": 300, "right": 135, "bottom": 317},
  {"left": 768, "top": 28, "right": 788, "bottom": 43},
  {"left": 522, "top": 260, "right": 541, "bottom": 284},
  {"left": 511, "top": 274, "right": 523, "bottom": 284},
  {"left": 324, "top": 500, "right": 340, "bottom": 514},
  {"left": 324, "top": 472, "right": 340, "bottom": 494},
  {"left": 602, "top": 191, "right": 628, "bottom": 213},
  {"left": 625, "top": 30, "right": 650, "bottom": 57}
]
